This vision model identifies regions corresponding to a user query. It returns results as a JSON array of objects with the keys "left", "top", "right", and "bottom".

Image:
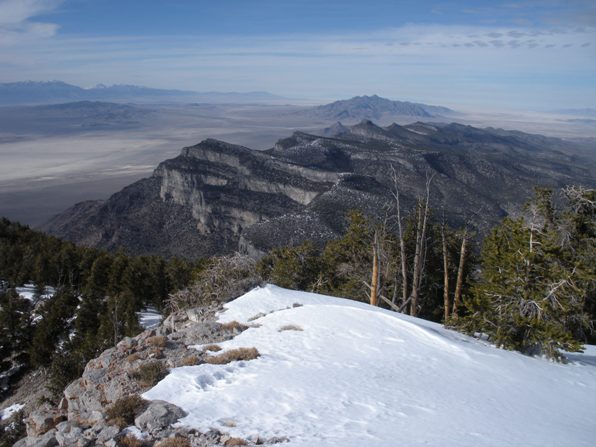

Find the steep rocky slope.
[{"left": 44, "top": 121, "right": 596, "bottom": 259}]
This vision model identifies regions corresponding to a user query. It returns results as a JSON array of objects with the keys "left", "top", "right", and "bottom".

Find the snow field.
[{"left": 144, "top": 285, "right": 596, "bottom": 447}]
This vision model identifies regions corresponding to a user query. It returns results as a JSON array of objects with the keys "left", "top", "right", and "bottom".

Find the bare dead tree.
[
  {"left": 370, "top": 230, "right": 380, "bottom": 307},
  {"left": 409, "top": 172, "right": 434, "bottom": 316},
  {"left": 441, "top": 219, "right": 450, "bottom": 321},
  {"left": 451, "top": 227, "right": 467, "bottom": 318},
  {"left": 390, "top": 165, "right": 408, "bottom": 309}
]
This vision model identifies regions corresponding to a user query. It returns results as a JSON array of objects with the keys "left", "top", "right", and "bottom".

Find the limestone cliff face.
[
  {"left": 156, "top": 139, "right": 335, "bottom": 238},
  {"left": 43, "top": 122, "right": 596, "bottom": 259}
]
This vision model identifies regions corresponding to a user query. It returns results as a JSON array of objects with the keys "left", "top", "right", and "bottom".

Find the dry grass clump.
[
  {"left": 203, "top": 344, "right": 222, "bottom": 352},
  {"left": 146, "top": 335, "right": 167, "bottom": 348},
  {"left": 179, "top": 354, "right": 200, "bottom": 366},
  {"left": 278, "top": 324, "right": 303, "bottom": 332},
  {"left": 224, "top": 438, "right": 248, "bottom": 446},
  {"left": 119, "top": 434, "right": 145, "bottom": 447},
  {"left": 106, "top": 395, "right": 147, "bottom": 429},
  {"left": 220, "top": 321, "right": 249, "bottom": 332},
  {"left": 205, "top": 347, "right": 260, "bottom": 365},
  {"left": 154, "top": 438, "right": 191, "bottom": 447},
  {"left": 131, "top": 361, "right": 168, "bottom": 387},
  {"left": 126, "top": 353, "right": 141, "bottom": 363}
]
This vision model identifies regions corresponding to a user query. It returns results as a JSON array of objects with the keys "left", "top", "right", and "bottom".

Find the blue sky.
[{"left": 0, "top": 0, "right": 595, "bottom": 109}]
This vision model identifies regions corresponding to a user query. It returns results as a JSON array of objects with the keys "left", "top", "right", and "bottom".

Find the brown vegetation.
[
  {"left": 220, "top": 321, "right": 249, "bottom": 332},
  {"left": 154, "top": 438, "right": 191, "bottom": 447},
  {"left": 131, "top": 361, "right": 168, "bottom": 387},
  {"left": 126, "top": 353, "right": 141, "bottom": 363},
  {"left": 146, "top": 335, "right": 168, "bottom": 348},
  {"left": 106, "top": 395, "right": 146, "bottom": 429},
  {"left": 119, "top": 434, "right": 144, "bottom": 447},
  {"left": 205, "top": 348, "right": 260, "bottom": 365},
  {"left": 224, "top": 438, "right": 248, "bottom": 446},
  {"left": 278, "top": 324, "right": 303, "bottom": 332},
  {"left": 203, "top": 344, "right": 222, "bottom": 352},
  {"left": 179, "top": 354, "right": 200, "bottom": 366}
]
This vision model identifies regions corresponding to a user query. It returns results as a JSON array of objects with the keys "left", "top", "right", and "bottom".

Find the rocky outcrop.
[
  {"left": 16, "top": 301, "right": 283, "bottom": 446},
  {"left": 134, "top": 401, "right": 186, "bottom": 433},
  {"left": 44, "top": 121, "right": 596, "bottom": 259}
]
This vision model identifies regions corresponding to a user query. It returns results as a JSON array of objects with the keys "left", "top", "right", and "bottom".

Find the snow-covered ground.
[
  {"left": 0, "top": 403, "right": 23, "bottom": 421},
  {"left": 144, "top": 285, "right": 596, "bottom": 447},
  {"left": 137, "top": 307, "right": 163, "bottom": 329},
  {"left": 15, "top": 283, "right": 55, "bottom": 302}
]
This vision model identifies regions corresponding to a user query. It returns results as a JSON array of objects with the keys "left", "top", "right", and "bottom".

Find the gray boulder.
[
  {"left": 134, "top": 400, "right": 186, "bottom": 432},
  {"left": 14, "top": 429, "right": 59, "bottom": 447}
]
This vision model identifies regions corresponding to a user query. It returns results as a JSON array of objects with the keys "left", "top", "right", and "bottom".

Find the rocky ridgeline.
[
  {"left": 16, "top": 304, "right": 282, "bottom": 447},
  {"left": 44, "top": 122, "right": 596, "bottom": 259}
]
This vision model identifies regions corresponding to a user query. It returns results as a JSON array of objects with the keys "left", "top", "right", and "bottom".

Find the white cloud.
[
  {"left": 0, "top": 21, "right": 594, "bottom": 108},
  {"left": 0, "top": 0, "right": 62, "bottom": 44}
]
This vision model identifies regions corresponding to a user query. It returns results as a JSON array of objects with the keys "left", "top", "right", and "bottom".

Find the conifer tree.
[{"left": 457, "top": 187, "right": 594, "bottom": 359}]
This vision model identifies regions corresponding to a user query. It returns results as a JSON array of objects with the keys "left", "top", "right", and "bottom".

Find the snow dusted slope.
[{"left": 144, "top": 285, "right": 596, "bottom": 447}]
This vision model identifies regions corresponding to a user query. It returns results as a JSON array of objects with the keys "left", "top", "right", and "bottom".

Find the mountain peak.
[{"left": 307, "top": 95, "right": 454, "bottom": 122}]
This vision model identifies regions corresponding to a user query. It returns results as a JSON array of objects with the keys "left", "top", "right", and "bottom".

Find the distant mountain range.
[
  {"left": 0, "top": 82, "right": 458, "bottom": 124},
  {"left": 0, "top": 81, "right": 284, "bottom": 105},
  {"left": 43, "top": 120, "right": 596, "bottom": 259},
  {"left": 297, "top": 95, "right": 456, "bottom": 122}
]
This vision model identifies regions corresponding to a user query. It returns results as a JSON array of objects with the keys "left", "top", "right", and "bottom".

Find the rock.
[
  {"left": 18, "top": 429, "right": 59, "bottom": 447},
  {"left": 96, "top": 425, "right": 121, "bottom": 443},
  {"left": 117, "top": 337, "right": 137, "bottom": 351},
  {"left": 55, "top": 421, "right": 90, "bottom": 446},
  {"left": 186, "top": 308, "right": 203, "bottom": 323},
  {"left": 27, "top": 409, "right": 66, "bottom": 437},
  {"left": 134, "top": 400, "right": 186, "bottom": 432}
]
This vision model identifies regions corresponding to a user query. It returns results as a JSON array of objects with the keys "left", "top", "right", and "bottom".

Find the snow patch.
[
  {"left": 0, "top": 403, "right": 23, "bottom": 420},
  {"left": 144, "top": 285, "right": 596, "bottom": 447},
  {"left": 15, "top": 283, "right": 55, "bottom": 302},
  {"left": 137, "top": 307, "right": 163, "bottom": 329}
]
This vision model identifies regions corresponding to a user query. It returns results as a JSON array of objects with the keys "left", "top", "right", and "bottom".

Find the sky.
[{"left": 0, "top": 0, "right": 595, "bottom": 109}]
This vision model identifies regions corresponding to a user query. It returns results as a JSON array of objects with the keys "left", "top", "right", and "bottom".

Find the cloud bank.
[{"left": 0, "top": 1, "right": 594, "bottom": 109}]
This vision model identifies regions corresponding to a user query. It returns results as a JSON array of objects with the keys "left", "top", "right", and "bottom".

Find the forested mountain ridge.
[{"left": 43, "top": 121, "right": 596, "bottom": 259}]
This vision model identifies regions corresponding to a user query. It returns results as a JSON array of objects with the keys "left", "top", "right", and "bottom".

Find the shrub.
[
  {"left": 205, "top": 347, "right": 260, "bottom": 365},
  {"left": 224, "top": 438, "right": 248, "bottom": 446},
  {"left": 202, "top": 344, "right": 222, "bottom": 352},
  {"left": 146, "top": 335, "right": 167, "bottom": 348},
  {"left": 167, "top": 254, "right": 262, "bottom": 311},
  {"left": 220, "top": 321, "right": 249, "bottom": 332},
  {"left": 155, "top": 438, "right": 191, "bottom": 447},
  {"left": 106, "top": 395, "right": 146, "bottom": 429},
  {"left": 179, "top": 354, "right": 200, "bottom": 366},
  {"left": 119, "top": 434, "right": 144, "bottom": 447},
  {"left": 278, "top": 324, "right": 303, "bottom": 332},
  {"left": 126, "top": 353, "right": 141, "bottom": 363},
  {"left": 131, "top": 361, "right": 168, "bottom": 387}
]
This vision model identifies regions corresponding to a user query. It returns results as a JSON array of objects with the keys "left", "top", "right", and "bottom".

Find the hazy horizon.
[{"left": 0, "top": 0, "right": 595, "bottom": 110}]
